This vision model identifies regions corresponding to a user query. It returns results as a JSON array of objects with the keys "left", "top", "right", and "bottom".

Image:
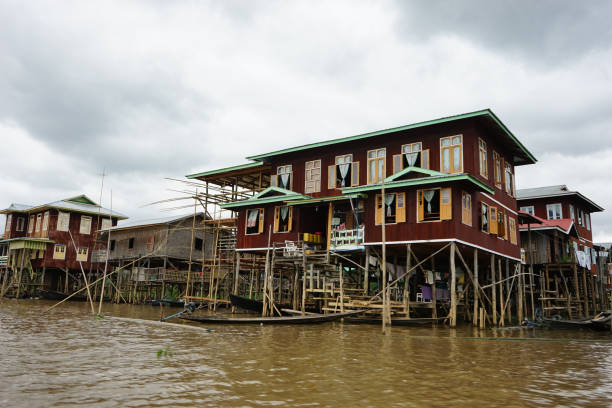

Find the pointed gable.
[{"left": 65, "top": 195, "right": 98, "bottom": 206}]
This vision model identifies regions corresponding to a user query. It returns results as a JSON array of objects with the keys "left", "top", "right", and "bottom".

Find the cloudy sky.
[{"left": 1, "top": 0, "right": 612, "bottom": 239}]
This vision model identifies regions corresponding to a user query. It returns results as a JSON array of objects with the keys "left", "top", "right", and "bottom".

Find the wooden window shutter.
[
  {"left": 393, "top": 154, "right": 402, "bottom": 174},
  {"left": 500, "top": 157, "right": 506, "bottom": 190},
  {"left": 503, "top": 212, "right": 508, "bottom": 240},
  {"left": 328, "top": 165, "right": 336, "bottom": 189},
  {"left": 421, "top": 149, "right": 429, "bottom": 169},
  {"left": 497, "top": 209, "right": 505, "bottom": 238},
  {"left": 351, "top": 162, "right": 359, "bottom": 186},
  {"left": 440, "top": 188, "right": 452, "bottom": 220},
  {"left": 273, "top": 207, "right": 280, "bottom": 232},
  {"left": 258, "top": 208, "right": 264, "bottom": 234},
  {"left": 375, "top": 194, "right": 383, "bottom": 225},
  {"left": 417, "top": 190, "right": 425, "bottom": 222},
  {"left": 396, "top": 192, "right": 406, "bottom": 223},
  {"left": 270, "top": 174, "right": 278, "bottom": 187},
  {"left": 510, "top": 218, "right": 517, "bottom": 244},
  {"left": 489, "top": 206, "right": 498, "bottom": 235},
  {"left": 288, "top": 207, "right": 293, "bottom": 231}
]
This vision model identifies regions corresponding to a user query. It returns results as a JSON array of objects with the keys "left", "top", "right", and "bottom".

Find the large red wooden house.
[
  {"left": 188, "top": 109, "right": 538, "bottom": 325},
  {"left": 0, "top": 195, "right": 127, "bottom": 297}
]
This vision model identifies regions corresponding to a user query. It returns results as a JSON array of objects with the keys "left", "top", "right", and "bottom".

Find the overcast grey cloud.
[{"left": 1, "top": 0, "right": 612, "bottom": 240}]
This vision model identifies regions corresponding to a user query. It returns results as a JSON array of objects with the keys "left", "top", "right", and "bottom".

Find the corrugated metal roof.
[
  {"left": 101, "top": 213, "right": 204, "bottom": 232},
  {"left": 1, "top": 196, "right": 128, "bottom": 219},
  {"left": 4, "top": 203, "right": 33, "bottom": 212},
  {"left": 516, "top": 185, "right": 569, "bottom": 198},
  {"left": 516, "top": 185, "right": 604, "bottom": 212}
]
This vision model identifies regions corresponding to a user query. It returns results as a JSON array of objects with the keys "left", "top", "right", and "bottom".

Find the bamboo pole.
[
  {"left": 301, "top": 251, "right": 307, "bottom": 315},
  {"left": 67, "top": 231, "right": 95, "bottom": 314},
  {"left": 380, "top": 179, "right": 391, "bottom": 333},
  {"left": 518, "top": 262, "right": 524, "bottom": 323},
  {"left": 262, "top": 226, "right": 272, "bottom": 317},
  {"left": 98, "top": 191, "right": 113, "bottom": 315},
  {"left": 185, "top": 200, "right": 197, "bottom": 298}
]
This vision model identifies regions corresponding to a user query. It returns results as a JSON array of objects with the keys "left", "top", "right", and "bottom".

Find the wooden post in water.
[
  {"left": 404, "top": 244, "right": 411, "bottom": 317},
  {"left": 363, "top": 246, "right": 370, "bottom": 295},
  {"left": 339, "top": 262, "right": 344, "bottom": 313},
  {"left": 450, "top": 242, "right": 457, "bottom": 328},
  {"left": 498, "top": 258, "right": 504, "bottom": 327},
  {"left": 518, "top": 263, "right": 524, "bottom": 323},
  {"left": 381, "top": 178, "right": 391, "bottom": 333},
  {"left": 262, "top": 226, "right": 272, "bottom": 317},
  {"left": 301, "top": 251, "right": 307, "bottom": 315},
  {"left": 491, "top": 254, "right": 497, "bottom": 325},
  {"left": 473, "top": 248, "right": 479, "bottom": 327},
  {"left": 582, "top": 268, "right": 589, "bottom": 317},
  {"left": 431, "top": 256, "right": 437, "bottom": 320}
]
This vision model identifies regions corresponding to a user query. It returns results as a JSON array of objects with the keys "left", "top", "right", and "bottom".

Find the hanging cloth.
[
  {"left": 280, "top": 206, "right": 289, "bottom": 221},
  {"left": 423, "top": 190, "right": 435, "bottom": 213},
  {"left": 280, "top": 174, "right": 290, "bottom": 189},
  {"left": 338, "top": 163, "right": 350, "bottom": 186},
  {"left": 384, "top": 194, "right": 395, "bottom": 217},
  {"left": 405, "top": 152, "right": 419, "bottom": 167},
  {"left": 247, "top": 210, "right": 258, "bottom": 227}
]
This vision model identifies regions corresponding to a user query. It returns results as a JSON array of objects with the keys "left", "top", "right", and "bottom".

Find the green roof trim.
[
  {"left": 186, "top": 161, "right": 264, "bottom": 179},
  {"left": 340, "top": 174, "right": 495, "bottom": 195},
  {"left": 246, "top": 109, "right": 536, "bottom": 164},
  {"left": 65, "top": 195, "right": 98, "bottom": 205},
  {"left": 220, "top": 186, "right": 310, "bottom": 209},
  {"left": 1, "top": 238, "right": 54, "bottom": 251},
  {"left": 385, "top": 166, "right": 446, "bottom": 182},
  {"left": 286, "top": 193, "right": 367, "bottom": 206}
]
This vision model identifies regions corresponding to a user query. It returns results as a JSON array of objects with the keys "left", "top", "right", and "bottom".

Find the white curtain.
[
  {"left": 405, "top": 152, "right": 418, "bottom": 167},
  {"left": 280, "top": 206, "right": 289, "bottom": 221},
  {"left": 247, "top": 210, "right": 258, "bottom": 227},
  {"left": 338, "top": 163, "right": 350, "bottom": 186},
  {"left": 385, "top": 194, "right": 395, "bottom": 217},
  {"left": 424, "top": 190, "right": 435, "bottom": 213},
  {"left": 280, "top": 174, "right": 290, "bottom": 189}
]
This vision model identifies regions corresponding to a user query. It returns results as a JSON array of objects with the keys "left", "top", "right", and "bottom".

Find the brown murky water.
[{"left": 1, "top": 300, "right": 611, "bottom": 407}]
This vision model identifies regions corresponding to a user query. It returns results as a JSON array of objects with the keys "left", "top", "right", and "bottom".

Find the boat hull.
[{"left": 179, "top": 310, "right": 363, "bottom": 325}]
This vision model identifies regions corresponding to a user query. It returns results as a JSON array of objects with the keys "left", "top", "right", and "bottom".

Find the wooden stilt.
[
  {"left": 518, "top": 263, "right": 524, "bottom": 323},
  {"left": 431, "top": 256, "right": 437, "bottom": 320},
  {"left": 498, "top": 259, "right": 504, "bottom": 326},
  {"left": 490, "top": 254, "right": 497, "bottom": 325},
  {"left": 450, "top": 242, "right": 457, "bottom": 328},
  {"left": 582, "top": 268, "right": 589, "bottom": 316},
  {"left": 473, "top": 248, "right": 479, "bottom": 326},
  {"left": 404, "top": 244, "right": 411, "bottom": 317}
]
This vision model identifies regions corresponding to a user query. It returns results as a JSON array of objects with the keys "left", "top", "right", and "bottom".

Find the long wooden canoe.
[
  {"left": 344, "top": 317, "right": 439, "bottom": 326},
  {"left": 179, "top": 310, "right": 363, "bottom": 325}
]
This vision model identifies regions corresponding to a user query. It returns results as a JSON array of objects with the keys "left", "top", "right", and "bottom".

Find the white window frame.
[
  {"left": 35, "top": 214, "right": 42, "bottom": 232},
  {"left": 28, "top": 215, "right": 35, "bottom": 234},
  {"left": 520, "top": 206, "right": 534, "bottom": 216},
  {"left": 57, "top": 212, "right": 70, "bottom": 232},
  {"left": 305, "top": 159, "right": 321, "bottom": 194},
  {"left": 546, "top": 203, "right": 563, "bottom": 220},
  {"left": 5, "top": 214, "right": 12, "bottom": 232},
  {"left": 80, "top": 215, "right": 92, "bottom": 235},
  {"left": 16, "top": 217, "right": 25, "bottom": 232},
  {"left": 53, "top": 244, "right": 66, "bottom": 260},
  {"left": 76, "top": 246, "right": 89, "bottom": 262},
  {"left": 42, "top": 211, "right": 49, "bottom": 231},
  {"left": 569, "top": 204, "right": 575, "bottom": 222},
  {"left": 586, "top": 213, "right": 591, "bottom": 230},
  {"left": 478, "top": 138, "right": 488, "bottom": 178},
  {"left": 101, "top": 218, "right": 112, "bottom": 231}
]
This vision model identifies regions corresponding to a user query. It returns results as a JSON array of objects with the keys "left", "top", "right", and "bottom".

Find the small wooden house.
[{"left": 0, "top": 195, "right": 126, "bottom": 297}]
